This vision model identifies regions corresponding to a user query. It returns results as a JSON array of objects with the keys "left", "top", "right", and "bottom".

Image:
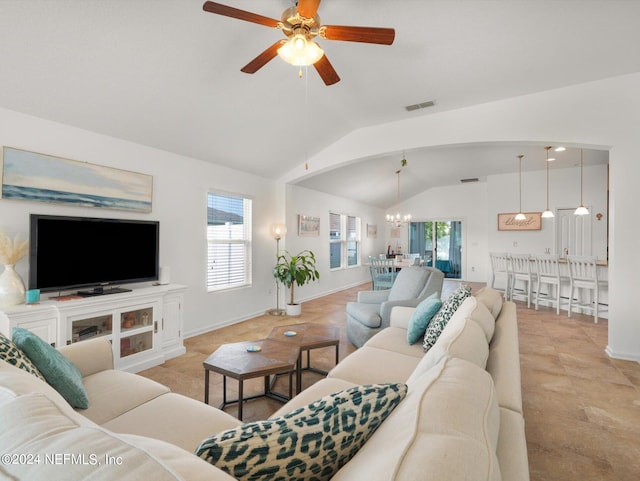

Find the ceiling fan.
[{"left": 202, "top": 0, "right": 395, "bottom": 86}]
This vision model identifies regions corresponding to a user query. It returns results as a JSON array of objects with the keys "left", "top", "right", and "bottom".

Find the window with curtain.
[
  {"left": 329, "top": 212, "right": 361, "bottom": 269},
  {"left": 207, "top": 192, "right": 252, "bottom": 291}
]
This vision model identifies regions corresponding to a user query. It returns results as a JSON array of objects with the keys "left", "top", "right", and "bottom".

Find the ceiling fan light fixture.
[{"left": 277, "top": 33, "right": 324, "bottom": 66}]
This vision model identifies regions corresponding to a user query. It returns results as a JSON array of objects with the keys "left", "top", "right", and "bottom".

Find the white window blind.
[
  {"left": 329, "top": 212, "right": 361, "bottom": 269},
  {"left": 207, "top": 193, "right": 252, "bottom": 291}
]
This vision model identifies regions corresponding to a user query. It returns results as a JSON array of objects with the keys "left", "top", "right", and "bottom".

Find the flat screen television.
[{"left": 29, "top": 214, "right": 159, "bottom": 295}]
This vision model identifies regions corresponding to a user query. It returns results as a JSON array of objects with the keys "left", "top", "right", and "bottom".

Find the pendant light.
[
  {"left": 386, "top": 153, "right": 411, "bottom": 227},
  {"left": 574, "top": 148, "right": 589, "bottom": 216},
  {"left": 515, "top": 154, "right": 526, "bottom": 221},
  {"left": 541, "top": 146, "right": 555, "bottom": 218}
]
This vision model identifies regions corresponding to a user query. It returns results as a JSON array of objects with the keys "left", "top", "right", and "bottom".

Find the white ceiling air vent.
[
  {"left": 405, "top": 100, "right": 435, "bottom": 112},
  {"left": 460, "top": 178, "right": 479, "bottom": 183}
]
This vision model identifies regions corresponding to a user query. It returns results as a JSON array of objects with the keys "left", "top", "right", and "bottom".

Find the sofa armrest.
[
  {"left": 58, "top": 337, "right": 114, "bottom": 377},
  {"left": 357, "top": 289, "right": 390, "bottom": 304},
  {"left": 390, "top": 306, "right": 415, "bottom": 329}
]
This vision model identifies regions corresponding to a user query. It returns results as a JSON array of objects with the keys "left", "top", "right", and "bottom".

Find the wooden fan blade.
[
  {"left": 202, "top": 1, "right": 280, "bottom": 28},
  {"left": 313, "top": 55, "right": 340, "bottom": 86},
  {"left": 321, "top": 25, "right": 395, "bottom": 45},
  {"left": 297, "top": 0, "right": 321, "bottom": 19},
  {"left": 241, "top": 41, "right": 284, "bottom": 74}
]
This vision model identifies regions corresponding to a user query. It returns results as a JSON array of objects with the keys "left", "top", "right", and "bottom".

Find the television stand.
[{"left": 77, "top": 287, "right": 132, "bottom": 297}]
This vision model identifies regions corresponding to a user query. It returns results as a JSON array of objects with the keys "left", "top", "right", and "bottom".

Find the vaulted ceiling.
[{"left": 0, "top": 1, "right": 636, "bottom": 207}]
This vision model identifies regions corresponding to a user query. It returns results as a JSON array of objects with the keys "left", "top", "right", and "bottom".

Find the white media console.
[{"left": 0, "top": 284, "right": 187, "bottom": 373}]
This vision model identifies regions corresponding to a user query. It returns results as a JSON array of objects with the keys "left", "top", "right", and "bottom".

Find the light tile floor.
[{"left": 140, "top": 280, "right": 640, "bottom": 481}]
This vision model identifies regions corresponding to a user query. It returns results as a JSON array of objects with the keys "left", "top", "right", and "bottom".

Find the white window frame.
[
  {"left": 207, "top": 191, "right": 252, "bottom": 292},
  {"left": 329, "top": 212, "right": 361, "bottom": 270}
]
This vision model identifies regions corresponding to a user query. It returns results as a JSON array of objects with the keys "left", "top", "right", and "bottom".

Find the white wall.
[
  {"left": 384, "top": 181, "right": 489, "bottom": 282},
  {"left": 0, "top": 107, "right": 283, "bottom": 338},
  {"left": 281, "top": 185, "right": 384, "bottom": 305},
  {"left": 292, "top": 73, "right": 640, "bottom": 362}
]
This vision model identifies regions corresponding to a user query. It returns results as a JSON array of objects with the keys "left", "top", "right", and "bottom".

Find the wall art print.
[
  {"left": 298, "top": 215, "right": 320, "bottom": 237},
  {"left": 1, "top": 147, "right": 153, "bottom": 213}
]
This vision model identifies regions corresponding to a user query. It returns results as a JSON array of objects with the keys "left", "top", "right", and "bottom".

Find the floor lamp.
[{"left": 267, "top": 223, "right": 287, "bottom": 316}]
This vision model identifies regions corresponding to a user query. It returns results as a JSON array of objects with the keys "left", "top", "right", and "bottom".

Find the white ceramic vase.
[{"left": 0, "top": 264, "right": 26, "bottom": 308}]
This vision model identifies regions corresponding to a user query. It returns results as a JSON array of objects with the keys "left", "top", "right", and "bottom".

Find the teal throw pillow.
[
  {"left": 0, "top": 331, "right": 45, "bottom": 380},
  {"left": 12, "top": 327, "right": 89, "bottom": 409},
  {"left": 423, "top": 285, "right": 472, "bottom": 352},
  {"left": 407, "top": 293, "right": 442, "bottom": 345},
  {"left": 196, "top": 383, "right": 407, "bottom": 481}
]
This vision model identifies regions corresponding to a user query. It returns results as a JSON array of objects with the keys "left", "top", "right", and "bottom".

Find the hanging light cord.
[
  {"left": 518, "top": 155, "right": 524, "bottom": 212},
  {"left": 579, "top": 148, "right": 584, "bottom": 204}
]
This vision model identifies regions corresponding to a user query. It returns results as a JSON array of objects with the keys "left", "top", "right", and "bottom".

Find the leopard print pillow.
[
  {"left": 0, "top": 332, "right": 45, "bottom": 380},
  {"left": 423, "top": 285, "right": 472, "bottom": 352},
  {"left": 196, "top": 383, "right": 407, "bottom": 481}
]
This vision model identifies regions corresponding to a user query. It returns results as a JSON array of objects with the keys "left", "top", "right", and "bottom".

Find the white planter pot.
[
  {"left": 286, "top": 304, "right": 301, "bottom": 316},
  {"left": 0, "top": 264, "right": 26, "bottom": 308}
]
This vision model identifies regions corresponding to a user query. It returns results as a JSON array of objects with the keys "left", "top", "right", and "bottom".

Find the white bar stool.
[
  {"left": 567, "top": 256, "right": 608, "bottom": 323},
  {"left": 509, "top": 253, "right": 537, "bottom": 308},
  {"left": 534, "top": 254, "right": 571, "bottom": 315},
  {"left": 489, "top": 252, "right": 511, "bottom": 300}
]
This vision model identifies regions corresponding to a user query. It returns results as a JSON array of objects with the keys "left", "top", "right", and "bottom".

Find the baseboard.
[{"left": 605, "top": 345, "right": 640, "bottom": 364}]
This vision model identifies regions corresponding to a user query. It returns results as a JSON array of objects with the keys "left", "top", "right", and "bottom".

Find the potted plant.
[{"left": 273, "top": 250, "right": 320, "bottom": 316}]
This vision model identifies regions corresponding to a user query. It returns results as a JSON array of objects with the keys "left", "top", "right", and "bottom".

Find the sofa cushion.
[
  {"left": 195, "top": 383, "right": 407, "bottom": 481},
  {"left": 346, "top": 302, "right": 381, "bottom": 328},
  {"left": 0, "top": 392, "right": 201, "bottom": 481},
  {"left": 80, "top": 369, "right": 170, "bottom": 425},
  {"left": 463, "top": 296, "right": 497, "bottom": 342},
  {"left": 328, "top": 346, "right": 421, "bottom": 384},
  {"left": 475, "top": 287, "right": 504, "bottom": 319},
  {"left": 332, "top": 357, "right": 501, "bottom": 481},
  {"left": 103, "top": 392, "right": 243, "bottom": 453},
  {"left": 423, "top": 284, "right": 471, "bottom": 352},
  {"left": 364, "top": 327, "right": 425, "bottom": 358},
  {"left": 12, "top": 327, "right": 89, "bottom": 409},
  {"left": 406, "top": 293, "right": 442, "bottom": 344},
  {"left": 0, "top": 331, "right": 45, "bottom": 380}
]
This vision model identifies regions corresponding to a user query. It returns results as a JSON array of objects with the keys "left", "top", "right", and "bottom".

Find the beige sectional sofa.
[{"left": 0, "top": 286, "right": 528, "bottom": 480}]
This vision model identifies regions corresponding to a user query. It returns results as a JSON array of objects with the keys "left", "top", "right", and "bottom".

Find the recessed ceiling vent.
[
  {"left": 405, "top": 100, "right": 435, "bottom": 112},
  {"left": 460, "top": 177, "right": 479, "bottom": 183}
]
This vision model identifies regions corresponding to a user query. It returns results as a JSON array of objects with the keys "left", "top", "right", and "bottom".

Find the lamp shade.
[
  {"left": 270, "top": 223, "right": 287, "bottom": 240},
  {"left": 277, "top": 36, "right": 324, "bottom": 66}
]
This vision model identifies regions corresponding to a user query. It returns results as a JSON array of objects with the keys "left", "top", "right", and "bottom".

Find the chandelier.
[{"left": 386, "top": 154, "right": 411, "bottom": 227}]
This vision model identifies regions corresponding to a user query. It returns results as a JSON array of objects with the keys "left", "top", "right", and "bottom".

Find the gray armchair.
[{"left": 346, "top": 266, "right": 445, "bottom": 347}]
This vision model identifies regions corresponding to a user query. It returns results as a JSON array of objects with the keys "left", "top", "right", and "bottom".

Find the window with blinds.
[
  {"left": 207, "top": 192, "right": 252, "bottom": 291},
  {"left": 329, "top": 212, "right": 360, "bottom": 270}
]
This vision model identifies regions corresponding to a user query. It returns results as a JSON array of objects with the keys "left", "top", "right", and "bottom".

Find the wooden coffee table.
[
  {"left": 268, "top": 323, "right": 340, "bottom": 394},
  {"left": 203, "top": 339, "right": 299, "bottom": 421}
]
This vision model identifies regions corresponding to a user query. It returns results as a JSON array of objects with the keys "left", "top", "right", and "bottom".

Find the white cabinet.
[{"left": 0, "top": 284, "right": 187, "bottom": 372}]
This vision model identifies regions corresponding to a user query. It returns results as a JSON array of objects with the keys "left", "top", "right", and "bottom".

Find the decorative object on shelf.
[
  {"left": 574, "top": 148, "right": 589, "bottom": 216},
  {"left": 0, "top": 229, "right": 28, "bottom": 308},
  {"left": 497, "top": 212, "right": 542, "bottom": 231},
  {"left": 273, "top": 250, "right": 320, "bottom": 316},
  {"left": 514, "top": 154, "right": 527, "bottom": 221},
  {"left": 366, "top": 223, "right": 377, "bottom": 238},
  {"left": 26, "top": 289, "right": 40, "bottom": 304},
  {"left": 122, "top": 312, "right": 136, "bottom": 329},
  {"left": 141, "top": 311, "right": 150, "bottom": 326},
  {"left": 1, "top": 146, "right": 153, "bottom": 213},
  {"left": 542, "top": 146, "right": 555, "bottom": 219},
  {"left": 298, "top": 215, "right": 320, "bottom": 236},
  {"left": 386, "top": 153, "right": 411, "bottom": 227},
  {"left": 267, "top": 223, "right": 287, "bottom": 316}
]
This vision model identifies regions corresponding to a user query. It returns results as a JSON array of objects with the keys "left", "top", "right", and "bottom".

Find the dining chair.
[
  {"left": 534, "top": 254, "right": 570, "bottom": 315},
  {"left": 489, "top": 252, "right": 511, "bottom": 299},
  {"left": 566, "top": 256, "right": 608, "bottom": 323},
  {"left": 369, "top": 257, "right": 396, "bottom": 290},
  {"left": 509, "top": 253, "right": 537, "bottom": 308}
]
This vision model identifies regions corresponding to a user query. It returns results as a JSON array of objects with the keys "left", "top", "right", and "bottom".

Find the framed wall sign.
[
  {"left": 497, "top": 212, "right": 542, "bottom": 231},
  {"left": 298, "top": 215, "right": 320, "bottom": 236}
]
